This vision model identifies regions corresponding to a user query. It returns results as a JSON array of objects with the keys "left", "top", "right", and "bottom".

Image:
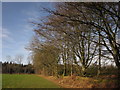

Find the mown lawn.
[{"left": 2, "top": 74, "right": 60, "bottom": 88}]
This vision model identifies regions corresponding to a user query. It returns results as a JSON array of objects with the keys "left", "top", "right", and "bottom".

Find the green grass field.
[{"left": 2, "top": 74, "right": 60, "bottom": 88}]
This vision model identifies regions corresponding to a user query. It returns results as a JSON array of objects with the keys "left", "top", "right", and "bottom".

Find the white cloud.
[
  {"left": 0, "top": 28, "right": 9, "bottom": 38},
  {"left": 22, "top": 10, "right": 39, "bottom": 21},
  {"left": 25, "top": 11, "right": 39, "bottom": 18},
  {"left": 22, "top": 7, "right": 46, "bottom": 24},
  {"left": 0, "top": 27, "right": 15, "bottom": 43},
  {"left": 23, "top": 24, "right": 33, "bottom": 32},
  {"left": 21, "top": 10, "right": 40, "bottom": 32}
]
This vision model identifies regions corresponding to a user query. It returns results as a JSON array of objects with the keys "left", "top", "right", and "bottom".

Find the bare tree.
[{"left": 15, "top": 54, "right": 24, "bottom": 64}]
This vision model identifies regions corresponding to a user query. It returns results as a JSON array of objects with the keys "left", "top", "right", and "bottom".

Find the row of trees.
[
  {"left": 2, "top": 62, "right": 34, "bottom": 74},
  {"left": 26, "top": 2, "right": 120, "bottom": 86}
]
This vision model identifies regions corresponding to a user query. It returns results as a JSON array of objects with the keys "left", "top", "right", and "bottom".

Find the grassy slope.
[{"left": 2, "top": 74, "right": 60, "bottom": 88}]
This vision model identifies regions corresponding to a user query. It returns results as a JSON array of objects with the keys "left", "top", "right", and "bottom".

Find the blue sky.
[
  {"left": 1, "top": 2, "right": 119, "bottom": 65},
  {"left": 1, "top": 2, "right": 54, "bottom": 64}
]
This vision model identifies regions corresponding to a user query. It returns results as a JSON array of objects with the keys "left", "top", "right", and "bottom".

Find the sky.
[
  {"left": 1, "top": 2, "right": 54, "bottom": 64},
  {"left": 0, "top": 2, "right": 120, "bottom": 65}
]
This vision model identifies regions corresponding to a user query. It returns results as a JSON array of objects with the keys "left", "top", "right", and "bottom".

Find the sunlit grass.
[{"left": 2, "top": 74, "right": 60, "bottom": 88}]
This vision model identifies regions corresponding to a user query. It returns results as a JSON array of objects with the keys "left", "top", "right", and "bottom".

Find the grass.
[{"left": 2, "top": 74, "right": 60, "bottom": 88}]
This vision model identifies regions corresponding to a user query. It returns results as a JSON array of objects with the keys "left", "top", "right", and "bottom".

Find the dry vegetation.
[{"left": 38, "top": 75, "right": 118, "bottom": 88}]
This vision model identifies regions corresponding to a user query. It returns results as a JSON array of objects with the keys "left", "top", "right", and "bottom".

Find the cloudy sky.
[{"left": 1, "top": 2, "right": 54, "bottom": 64}]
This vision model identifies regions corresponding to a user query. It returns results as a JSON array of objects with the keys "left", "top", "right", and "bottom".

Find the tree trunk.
[
  {"left": 115, "top": 57, "right": 120, "bottom": 88},
  {"left": 113, "top": 53, "right": 120, "bottom": 88},
  {"left": 71, "top": 63, "right": 73, "bottom": 76},
  {"left": 63, "top": 63, "right": 66, "bottom": 76},
  {"left": 117, "top": 66, "right": 120, "bottom": 88},
  {"left": 97, "top": 32, "right": 101, "bottom": 76},
  {"left": 81, "top": 66, "right": 86, "bottom": 77}
]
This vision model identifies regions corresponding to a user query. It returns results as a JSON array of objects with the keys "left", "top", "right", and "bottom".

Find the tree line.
[
  {"left": 2, "top": 62, "right": 34, "bottom": 74},
  {"left": 26, "top": 2, "right": 120, "bottom": 87}
]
